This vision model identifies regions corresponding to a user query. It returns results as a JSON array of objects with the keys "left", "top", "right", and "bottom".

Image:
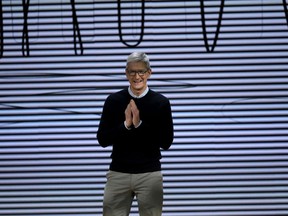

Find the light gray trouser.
[{"left": 103, "top": 170, "right": 163, "bottom": 216}]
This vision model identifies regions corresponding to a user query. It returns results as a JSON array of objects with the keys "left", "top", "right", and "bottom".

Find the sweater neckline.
[{"left": 128, "top": 86, "right": 149, "bottom": 99}]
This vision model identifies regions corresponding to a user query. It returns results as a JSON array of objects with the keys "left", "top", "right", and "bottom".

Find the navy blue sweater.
[{"left": 97, "top": 88, "right": 174, "bottom": 173}]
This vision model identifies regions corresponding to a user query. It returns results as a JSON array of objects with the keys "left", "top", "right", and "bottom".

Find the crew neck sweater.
[{"left": 97, "top": 88, "right": 174, "bottom": 173}]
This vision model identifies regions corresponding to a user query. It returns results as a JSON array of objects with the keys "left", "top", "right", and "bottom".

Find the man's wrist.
[
  {"left": 134, "top": 120, "right": 142, "bottom": 128},
  {"left": 124, "top": 120, "right": 142, "bottom": 129},
  {"left": 124, "top": 121, "right": 132, "bottom": 130}
]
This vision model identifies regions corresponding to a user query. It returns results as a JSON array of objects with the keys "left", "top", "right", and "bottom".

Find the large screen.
[{"left": 1, "top": 1, "right": 288, "bottom": 215}]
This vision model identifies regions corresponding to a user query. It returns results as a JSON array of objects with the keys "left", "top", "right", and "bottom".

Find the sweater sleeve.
[
  {"left": 133, "top": 96, "right": 174, "bottom": 151},
  {"left": 96, "top": 95, "right": 128, "bottom": 148},
  {"left": 157, "top": 99, "right": 174, "bottom": 150}
]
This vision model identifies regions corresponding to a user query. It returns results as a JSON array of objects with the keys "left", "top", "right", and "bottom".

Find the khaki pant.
[{"left": 103, "top": 170, "right": 163, "bottom": 216}]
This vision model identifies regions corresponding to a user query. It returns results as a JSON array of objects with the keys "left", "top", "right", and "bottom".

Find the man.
[{"left": 97, "top": 52, "right": 174, "bottom": 216}]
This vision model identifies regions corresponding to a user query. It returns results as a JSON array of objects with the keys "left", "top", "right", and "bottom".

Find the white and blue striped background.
[{"left": 1, "top": 1, "right": 288, "bottom": 215}]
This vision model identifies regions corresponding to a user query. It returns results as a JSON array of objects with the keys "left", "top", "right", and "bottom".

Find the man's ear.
[
  {"left": 147, "top": 69, "right": 152, "bottom": 78},
  {"left": 125, "top": 70, "right": 129, "bottom": 79}
]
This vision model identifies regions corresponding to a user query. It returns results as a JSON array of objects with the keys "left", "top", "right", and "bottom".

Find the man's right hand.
[{"left": 125, "top": 101, "right": 133, "bottom": 128}]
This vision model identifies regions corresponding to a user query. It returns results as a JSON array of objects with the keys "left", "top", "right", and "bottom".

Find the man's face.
[{"left": 126, "top": 61, "right": 151, "bottom": 95}]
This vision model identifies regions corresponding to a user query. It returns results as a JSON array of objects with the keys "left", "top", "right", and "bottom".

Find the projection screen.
[{"left": 1, "top": 1, "right": 288, "bottom": 215}]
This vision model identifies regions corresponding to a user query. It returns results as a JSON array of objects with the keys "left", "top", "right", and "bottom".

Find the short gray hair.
[{"left": 126, "top": 52, "right": 151, "bottom": 69}]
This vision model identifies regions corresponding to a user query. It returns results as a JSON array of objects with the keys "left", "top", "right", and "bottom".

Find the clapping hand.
[{"left": 125, "top": 99, "right": 140, "bottom": 128}]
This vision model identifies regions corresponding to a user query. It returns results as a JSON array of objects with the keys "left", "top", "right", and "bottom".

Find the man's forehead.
[{"left": 127, "top": 61, "right": 146, "bottom": 68}]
